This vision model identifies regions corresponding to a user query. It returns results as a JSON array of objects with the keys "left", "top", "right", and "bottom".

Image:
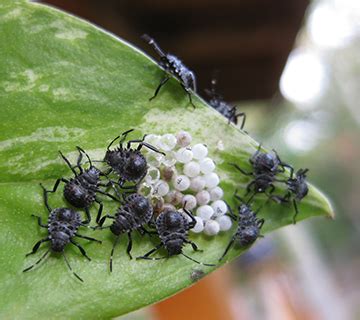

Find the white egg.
[
  {"left": 204, "top": 220, "right": 220, "bottom": 236},
  {"left": 192, "top": 144, "right": 208, "bottom": 160}
]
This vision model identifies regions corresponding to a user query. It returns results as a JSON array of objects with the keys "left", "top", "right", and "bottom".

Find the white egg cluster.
[{"left": 139, "top": 131, "right": 232, "bottom": 236}]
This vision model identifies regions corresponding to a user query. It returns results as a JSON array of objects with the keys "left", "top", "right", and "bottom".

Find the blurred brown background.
[{"left": 40, "top": 0, "right": 308, "bottom": 101}]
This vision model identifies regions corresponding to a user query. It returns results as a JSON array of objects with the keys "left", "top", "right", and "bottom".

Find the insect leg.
[
  {"left": 23, "top": 248, "right": 50, "bottom": 272},
  {"left": 292, "top": 199, "right": 299, "bottom": 224},
  {"left": 97, "top": 214, "right": 115, "bottom": 227},
  {"left": 183, "top": 207, "right": 196, "bottom": 228},
  {"left": 137, "top": 142, "right": 165, "bottom": 155},
  {"left": 31, "top": 214, "right": 48, "bottom": 228},
  {"left": 136, "top": 243, "right": 163, "bottom": 260},
  {"left": 126, "top": 232, "right": 133, "bottom": 259},
  {"left": 181, "top": 84, "right": 196, "bottom": 109},
  {"left": 273, "top": 149, "right": 293, "bottom": 175},
  {"left": 245, "top": 181, "right": 256, "bottom": 196},
  {"left": 185, "top": 240, "right": 202, "bottom": 252},
  {"left": 70, "top": 240, "right": 91, "bottom": 261},
  {"left": 219, "top": 237, "right": 235, "bottom": 262},
  {"left": 94, "top": 199, "right": 103, "bottom": 224},
  {"left": 59, "top": 150, "right": 78, "bottom": 176},
  {"left": 181, "top": 252, "right": 215, "bottom": 267},
  {"left": 235, "top": 112, "right": 246, "bottom": 130},
  {"left": 75, "top": 234, "right": 102, "bottom": 243},
  {"left": 224, "top": 202, "right": 238, "bottom": 221},
  {"left": 74, "top": 147, "right": 84, "bottom": 173},
  {"left": 139, "top": 226, "right": 157, "bottom": 237},
  {"left": 97, "top": 189, "right": 121, "bottom": 203},
  {"left": 40, "top": 180, "right": 66, "bottom": 212},
  {"left": 63, "top": 251, "right": 83, "bottom": 282},
  {"left": 81, "top": 207, "right": 91, "bottom": 225},
  {"left": 149, "top": 76, "right": 170, "bottom": 101},
  {"left": 110, "top": 236, "right": 120, "bottom": 272},
  {"left": 229, "top": 163, "right": 253, "bottom": 176},
  {"left": 257, "top": 218, "right": 265, "bottom": 229},
  {"left": 25, "top": 237, "right": 50, "bottom": 256}
]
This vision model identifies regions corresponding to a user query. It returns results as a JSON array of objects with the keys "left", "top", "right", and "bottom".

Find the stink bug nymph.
[
  {"left": 136, "top": 206, "right": 215, "bottom": 266},
  {"left": 142, "top": 34, "right": 197, "bottom": 108},
  {"left": 205, "top": 77, "right": 246, "bottom": 129},
  {"left": 271, "top": 168, "right": 309, "bottom": 223},
  {"left": 104, "top": 129, "right": 165, "bottom": 188},
  {"left": 219, "top": 194, "right": 264, "bottom": 261},
  {"left": 96, "top": 193, "right": 154, "bottom": 271},
  {"left": 23, "top": 184, "right": 101, "bottom": 282},
  {"left": 43, "top": 146, "right": 118, "bottom": 224}
]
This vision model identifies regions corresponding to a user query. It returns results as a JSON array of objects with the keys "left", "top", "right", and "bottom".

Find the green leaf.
[{"left": 0, "top": 1, "right": 333, "bottom": 318}]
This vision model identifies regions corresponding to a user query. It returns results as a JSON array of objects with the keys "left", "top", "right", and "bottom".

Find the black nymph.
[
  {"left": 230, "top": 145, "right": 293, "bottom": 197},
  {"left": 219, "top": 195, "right": 264, "bottom": 261},
  {"left": 44, "top": 146, "right": 117, "bottom": 224},
  {"left": 23, "top": 184, "right": 101, "bottom": 282},
  {"left": 137, "top": 207, "right": 214, "bottom": 266},
  {"left": 234, "top": 145, "right": 292, "bottom": 176},
  {"left": 205, "top": 78, "right": 246, "bottom": 129},
  {"left": 96, "top": 193, "right": 153, "bottom": 271},
  {"left": 104, "top": 129, "right": 165, "bottom": 188},
  {"left": 271, "top": 168, "right": 309, "bottom": 223},
  {"left": 142, "top": 34, "right": 197, "bottom": 108}
]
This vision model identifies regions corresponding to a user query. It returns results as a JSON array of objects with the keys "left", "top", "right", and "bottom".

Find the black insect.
[
  {"left": 104, "top": 129, "right": 165, "bottom": 189},
  {"left": 232, "top": 145, "right": 292, "bottom": 176},
  {"left": 230, "top": 145, "right": 293, "bottom": 197},
  {"left": 23, "top": 184, "right": 101, "bottom": 282},
  {"left": 136, "top": 207, "right": 214, "bottom": 266},
  {"left": 219, "top": 194, "right": 264, "bottom": 261},
  {"left": 205, "top": 77, "right": 246, "bottom": 129},
  {"left": 271, "top": 168, "right": 309, "bottom": 223},
  {"left": 142, "top": 34, "right": 197, "bottom": 108},
  {"left": 44, "top": 146, "right": 118, "bottom": 224},
  {"left": 96, "top": 193, "right": 153, "bottom": 271}
]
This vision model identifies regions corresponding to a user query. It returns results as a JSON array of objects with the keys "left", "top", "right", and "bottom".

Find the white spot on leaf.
[
  {"left": 2, "top": 8, "right": 22, "bottom": 20},
  {"left": 39, "top": 84, "right": 49, "bottom": 92},
  {"left": 55, "top": 29, "right": 88, "bottom": 40},
  {"left": 0, "top": 127, "right": 86, "bottom": 151},
  {"left": 2, "top": 69, "right": 40, "bottom": 92}
]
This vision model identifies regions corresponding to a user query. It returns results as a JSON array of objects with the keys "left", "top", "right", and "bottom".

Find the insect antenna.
[
  {"left": 141, "top": 34, "right": 166, "bottom": 57},
  {"left": 181, "top": 252, "right": 215, "bottom": 267},
  {"left": 76, "top": 146, "right": 93, "bottom": 167},
  {"left": 23, "top": 249, "right": 50, "bottom": 272},
  {"left": 107, "top": 135, "right": 121, "bottom": 150},
  {"left": 63, "top": 252, "right": 83, "bottom": 282}
]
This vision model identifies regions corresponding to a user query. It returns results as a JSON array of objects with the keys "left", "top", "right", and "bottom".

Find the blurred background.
[{"left": 38, "top": 0, "right": 360, "bottom": 319}]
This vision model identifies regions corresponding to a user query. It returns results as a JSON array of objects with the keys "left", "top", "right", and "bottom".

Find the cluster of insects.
[
  {"left": 23, "top": 36, "right": 309, "bottom": 281},
  {"left": 24, "top": 130, "right": 217, "bottom": 281}
]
